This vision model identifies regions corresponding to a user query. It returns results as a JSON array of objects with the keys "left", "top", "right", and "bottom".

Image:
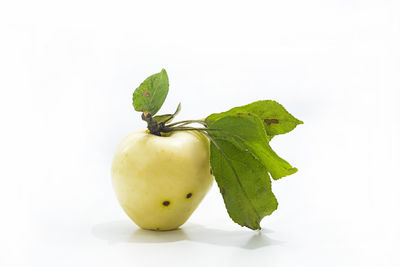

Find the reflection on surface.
[{"left": 92, "top": 220, "right": 283, "bottom": 250}]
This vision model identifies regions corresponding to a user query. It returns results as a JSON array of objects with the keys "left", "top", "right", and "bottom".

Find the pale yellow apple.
[{"left": 111, "top": 129, "right": 213, "bottom": 230}]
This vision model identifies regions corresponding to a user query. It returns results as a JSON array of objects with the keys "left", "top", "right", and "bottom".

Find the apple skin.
[{"left": 111, "top": 129, "right": 213, "bottom": 231}]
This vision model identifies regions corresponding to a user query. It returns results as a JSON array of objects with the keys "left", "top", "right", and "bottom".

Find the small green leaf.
[
  {"left": 209, "top": 139, "right": 278, "bottom": 230},
  {"left": 206, "top": 114, "right": 297, "bottom": 180},
  {"left": 207, "top": 100, "right": 303, "bottom": 138},
  {"left": 154, "top": 103, "right": 181, "bottom": 124},
  {"left": 132, "top": 69, "right": 169, "bottom": 115}
]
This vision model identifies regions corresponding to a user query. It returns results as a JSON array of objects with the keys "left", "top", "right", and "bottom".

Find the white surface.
[{"left": 1, "top": 1, "right": 400, "bottom": 266}]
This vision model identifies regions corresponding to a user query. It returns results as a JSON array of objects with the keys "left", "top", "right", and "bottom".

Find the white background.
[{"left": 1, "top": 0, "right": 400, "bottom": 266}]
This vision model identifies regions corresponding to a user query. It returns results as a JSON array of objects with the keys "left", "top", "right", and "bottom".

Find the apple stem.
[
  {"left": 162, "top": 127, "right": 222, "bottom": 133},
  {"left": 166, "top": 120, "right": 207, "bottom": 127},
  {"left": 141, "top": 111, "right": 164, "bottom": 136},
  {"left": 142, "top": 110, "right": 213, "bottom": 136}
]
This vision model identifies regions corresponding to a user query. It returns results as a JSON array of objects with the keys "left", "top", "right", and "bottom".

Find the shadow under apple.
[{"left": 91, "top": 220, "right": 283, "bottom": 250}]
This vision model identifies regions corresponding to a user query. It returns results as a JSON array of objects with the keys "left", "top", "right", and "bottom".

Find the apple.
[{"left": 111, "top": 129, "right": 213, "bottom": 230}]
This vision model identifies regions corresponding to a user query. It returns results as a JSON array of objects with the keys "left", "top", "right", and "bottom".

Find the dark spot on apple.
[
  {"left": 210, "top": 168, "right": 213, "bottom": 175},
  {"left": 186, "top": 193, "right": 192, "bottom": 199},
  {"left": 162, "top": 201, "right": 170, "bottom": 206}
]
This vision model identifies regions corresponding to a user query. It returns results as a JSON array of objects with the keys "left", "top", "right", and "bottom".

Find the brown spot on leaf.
[
  {"left": 264, "top": 118, "right": 279, "bottom": 125},
  {"left": 257, "top": 187, "right": 267, "bottom": 194},
  {"left": 142, "top": 90, "right": 150, "bottom": 97},
  {"left": 237, "top": 113, "right": 244, "bottom": 116},
  {"left": 210, "top": 168, "right": 213, "bottom": 175},
  {"left": 247, "top": 113, "right": 252, "bottom": 116},
  {"left": 221, "top": 188, "right": 226, "bottom": 195}
]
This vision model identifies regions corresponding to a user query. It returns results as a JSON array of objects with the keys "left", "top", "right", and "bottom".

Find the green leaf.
[
  {"left": 206, "top": 114, "right": 297, "bottom": 180},
  {"left": 209, "top": 139, "right": 278, "bottom": 230},
  {"left": 207, "top": 100, "right": 303, "bottom": 138},
  {"left": 206, "top": 114, "right": 297, "bottom": 229},
  {"left": 132, "top": 69, "right": 169, "bottom": 115},
  {"left": 153, "top": 103, "right": 181, "bottom": 124}
]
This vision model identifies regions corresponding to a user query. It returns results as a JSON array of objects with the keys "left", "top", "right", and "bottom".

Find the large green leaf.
[
  {"left": 132, "top": 69, "right": 169, "bottom": 115},
  {"left": 209, "top": 139, "right": 278, "bottom": 230},
  {"left": 207, "top": 100, "right": 303, "bottom": 138},
  {"left": 206, "top": 114, "right": 297, "bottom": 180},
  {"left": 206, "top": 114, "right": 297, "bottom": 229}
]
